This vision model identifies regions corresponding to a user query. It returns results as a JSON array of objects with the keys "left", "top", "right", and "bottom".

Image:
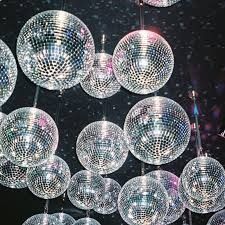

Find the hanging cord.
[
  {"left": 33, "top": 85, "right": 40, "bottom": 108},
  {"left": 141, "top": 161, "right": 145, "bottom": 176},
  {"left": 60, "top": 192, "right": 66, "bottom": 213},
  {"left": 188, "top": 209, "right": 193, "bottom": 225},
  {"left": 61, "top": 0, "right": 66, "bottom": 10},
  {"left": 44, "top": 199, "right": 50, "bottom": 214},
  {"left": 101, "top": 34, "right": 106, "bottom": 53},
  {"left": 55, "top": 91, "right": 63, "bottom": 127},
  {"left": 139, "top": 0, "right": 145, "bottom": 30},
  {"left": 86, "top": 209, "right": 91, "bottom": 218}
]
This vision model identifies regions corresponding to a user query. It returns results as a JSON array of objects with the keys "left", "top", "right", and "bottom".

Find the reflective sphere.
[
  {"left": 0, "top": 107, "right": 59, "bottom": 167},
  {"left": 74, "top": 218, "right": 101, "bottom": 225},
  {"left": 17, "top": 10, "right": 95, "bottom": 91},
  {"left": 180, "top": 156, "right": 225, "bottom": 201},
  {"left": 146, "top": 170, "right": 185, "bottom": 224},
  {"left": 207, "top": 210, "right": 225, "bottom": 225},
  {"left": 80, "top": 53, "right": 121, "bottom": 99},
  {"left": 23, "top": 214, "right": 63, "bottom": 225},
  {"left": 76, "top": 121, "right": 129, "bottom": 174},
  {"left": 143, "top": 0, "right": 181, "bottom": 7},
  {"left": 113, "top": 30, "right": 174, "bottom": 94},
  {"left": 118, "top": 176, "right": 169, "bottom": 225},
  {"left": 52, "top": 213, "right": 75, "bottom": 225},
  {"left": 67, "top": 170, "right": 104, "bottom": 210},
  {"left": 124, "top": 96, "right": 191, "bottom": 165},
  {"left": 0, "top": 39, "right": 17, "bottom": 106},
  {"left": 27, "top": 156, "right": 70, "bottom": 199},
  {"left": 94, "top": 178, "right": 121, "bottom": 214}
]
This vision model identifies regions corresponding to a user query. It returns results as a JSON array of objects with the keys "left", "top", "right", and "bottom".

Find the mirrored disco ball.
[
  {"left": 143, "top": 0, "right": 181, "bottom": 7},
  {"left": 124, "top": 96, "right": 191, "bottom": 165},
  {"left": 94, "top": 178, "right": 121, "bottom": 214},
  {"left": 22, "top": 214, "right": 63, "bottom": 225},
  {"left": 180, "top": 156, "right": 225, "bottom": 201},
  {"left": 118, "top": 176, "right": 169, "bottom": 225},
  {"left": 76, "top": 121, "right": 129, "bottom": 174},
  {"left": 27, "top": 155, "right": 71, "bottom": 199},
  {"left": 80, "top": 52, "right": 121, "bottom": 99},
  {"left": 207, "top": 210, "right": 225, "bottom": 225},
  {"left": 0, "top": 107, "right": 59, "bottom": 167},
  {"left": 67, "top": 170, "right": 104, "bottom": 210},
  {"left": 0, "top": 40, "right": 17, "bottom": 106},
  {"left": 17, "top": 10, "right": 95, "bottom": 91},
  {"left": 146, "top": 170, "right": 185, "bottom": 224},
  {"left": 52, "top": 213, "right": 75, "bottom": 225},
  {"left": 112, "top": 30, "right": 174, "bottom": 94},
  {"left": 74, "top": 218, "right": 101, "bottom": 225}
]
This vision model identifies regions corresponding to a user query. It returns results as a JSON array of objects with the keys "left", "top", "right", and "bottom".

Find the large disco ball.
[
  {"left": 112, "top": 30, "right": 174, "bottom": 94},
  {"left": 17, "top": 10, "right": 95, "bottom": 91},
  {"left": 22, "top": 214, "right": 63, "bottom": 225},
  {"left": 118, "top": 176, "right": 169, "bottom": 225},
  {"left": 80, "top": 53, "right": 121, "bottom": 99},
  {"left": 52, "top": 213, "right": 75, "bottom": 225},
  {"left": 143, "top": 0, "right": 181, "bottom": 7},
  {"left": 146, "top": 170, "right": 185, "bottom": 224},
  {"left": 180, "top": 156, "right": 225, "bottom": 201},
  {"left": 26, "top": 156, "right": 71, "bottom": 199},
  {"left": 94, "top": 178, "right": 121, "bottom": 214},
  {"left": 207, "top": 210, "right": 225, "bottom": 225},
  {"left": 74, "top": 218, "right": 101, "bottom": 225},
  {"left": 0, "top": 107, "right": 59, "bottom": 167},
  {"left": 0, "top": 40, "right": 17, "bottom": 106},
  {"left": 76, "top": 121, "right": 129, "bottom": 174},
  {"left": 124, "top": 96, "right": 191, "bottom": 165},
  {"left": 67, "top": 170, "right": 104, "bottom": 210}
]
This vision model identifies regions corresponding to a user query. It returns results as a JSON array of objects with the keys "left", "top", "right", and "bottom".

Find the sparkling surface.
[
  {"left": 17, "top": 10, "right": 95, "bottom": 90},
  {"left": 143, "top": 0, "right": 181, "bottom": 7},
  {"left": 52, "top": 213, "right": 75, "bottom": 225},
  {"left": 207, "top": 210, "right": 225, "bottom": 225},
  {"left": 22, "top": 214, "right": 63, "bottom": 225},
  {"left": 94, "top": 178, "right": 121, "bottom": 215},
  {"left": 26, "top": 155, "right": 71, "bottom": 199},
  {"left": 80, "top": 53, "right": 121, "bottom": 99},
  {"left": 112, "top": 30, "right": 174, "bottom": 94},
  {"left": 0, "top": 107, "right": 59, "bottom": 167},
  {"left": 76, "top": 121, "right": 129, "bottom": 174},
  {"left": 74, "top": 218, "right": 101, "bottom": 225},
  {"left": 0, "top": 39, "right": 17, "bottom": 106},
  {"left": 124, "top": 96, "right": 191, "bottom": 165},
  {"left": 118, "top": 176, "right": 169, "bottom": 225},
  {"left": 67, "top": 170, "right": 104, "bottom": 210}
]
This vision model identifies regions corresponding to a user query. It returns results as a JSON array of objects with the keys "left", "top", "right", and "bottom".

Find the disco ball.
[
  {"left": 143, "top": 0, "right": 181, "bottom": 7},
  {"left": 124, "top": 96, "right": 191, "bottom": 165},
  {"left": 74, "top": 218, "right": 101, "bottom": 225},
  {"left": 94, "top": 178, "right": 121, "bottom": 214},
  {"left": 52, "top": 213, "right": 75, "bottom": 225},
  {"left": 26, "top": 155, "right": 71, "bottom": 199},
  {"left": 80, "top": 53, "right": 121, "bottom": 99},
  {"left": 67, "top": 170, "right": 104, "bottom": 210},
  {"left": 76, "top": 121, "right": 129, "bottom": 174},
  {"left": 146, "top": 170, "right": 185, "bottom": 224},
  {"left": 17, "top": 10, "right": 95, "bottom": 91},
  {"left": 22, "top": 214, "right": 63, "bottom": 225},
  {"left": 112, "top": 30, "right": 174, "bottom": 94},
  {"left": 118, "top": 176, "right": 169, "bottom": 225},
  {"left": 0, "top": 107, "right": 59, "bottom": 167},
  {"left": 0, "top": 39, "right": 17, "bottom": 106},
  {"left": 180, "top": 156, "right": 225, "bottom": 201},
  {"left": 207, "top": 210, "right": 225, "bottom": 225}
]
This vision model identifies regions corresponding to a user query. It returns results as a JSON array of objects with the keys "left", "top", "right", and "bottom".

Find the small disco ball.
[
  {"left": 67, "top": 170, "right": 105, "bottom": 210},
  {"left": 124, "top": 96, "right": 191, "bottom": 165},
  {"left": 80, "top": 52, "right": 121, "bottom": 99},
  {"left": 143, "top": 0, "right": 181, "bottom": 7},
  {"left": 207, "top": 210, "right": 225, "bottom": 225},
  {"left": 112, "top": 30, "right": 174, "bottom": 94},
  {"left": 94, "top": 178, "right": 121, "bottom": 214},
  {"left": 74, "top": 218, "right": 101, "bottom": 225},
  {"left": 52, "top": 213, "right": 75, "bottom": 225},
  {"left": 0, "top": 107, "right": 59, "bottom": 167},
  {"left": 22, "top": 214, "right": 63, "bottom": 225},
  {"left": 146, "top": 170, "right": 185, "bottom": 224},
  {"left": 0, "top": 39, "right": 17, "bottom": 106},
  {"left": 26, "top": 155, "right": 71, "bottom": 199},
  {"left": 76, "top": 121, "right": 129, "bottom": 174},
  {"left": 118, "top": 176, "right": 169, "bottom": 225},
  {"left": 17, "top": 10, "right": 95, "bottom": 91},
  {"left": 180, "top": 156, "right": 225, "bottom": 201}
]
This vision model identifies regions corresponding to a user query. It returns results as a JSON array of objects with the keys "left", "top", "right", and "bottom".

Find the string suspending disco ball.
[
  {"left": 180, "top": 156, "right": 225, "bottom": 201},
  {"left": 52, "top": 213, "right": 75, "bottom": 225},
  {"left": 76, "top": 121, "right": 129, "bottom": 174},
  {"left": 118, "top": 176, "right": 169, "bottom": 225},
  {"left": 74, "top": 218, "right": 101, "bottom": 225},
  {"left": 94, "top": 178, "right": 121, "bottom": 215},
  {"left": 112, "top": 30, "right": 174, "bottom": 94},
  {"left": 17, "top": 10, "right": 95, "bottom": 91},
  {"left": 67, "top": 170, "right": 105, "bottom": 210},
  {"left": 146, "top": 170, "right": 185, "bottom": 224},
  {"left": 22, "top": 214, "right": 63, "bottom": 225},
  {"left": 124, "top": 96, "right": 191, "bottom": 165},
  {"left": 0, "top": 39, "right": 17, "bottom": 106},
  {"left": 0, "top": 112, "right": 6, "bottom": 156},
  {"left": 143, "top": 0, "right": 181, "bottom": 7},
  {"left": 80, "top": 52, "right": 121, "bottom": 99},
  {"left": 26, "top": 155, "right": 71, "bottom": 199},
  {"left": 207, "top": 209, "right": 225, "bottom": 225},
  {"left": 0, "top": 107, "right": 59, "bottom": 167}
]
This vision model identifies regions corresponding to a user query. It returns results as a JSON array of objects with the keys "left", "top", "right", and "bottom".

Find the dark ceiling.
[{"left": 0, "top": 0, "right": 225, "bottom": 224}]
